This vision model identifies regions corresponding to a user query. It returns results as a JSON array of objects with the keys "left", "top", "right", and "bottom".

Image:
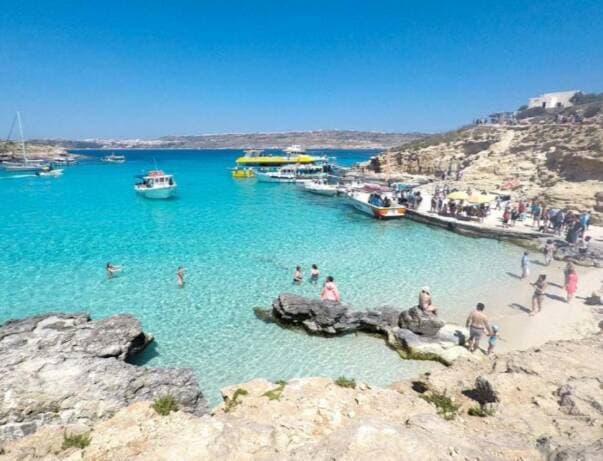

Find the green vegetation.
[
  {"left": 583, "top": 104, "right": 601, "bottom": 118},
  {"left": 224, "top": 388, "right": 248, "bottom": 413},
  {"left": 262, "top": 380, "right": 287, "bottom": 401},
  {"left": 395, "top": 347, "right": 450, "bottom": 366},
  {"left": 152, "top": 394, "right": 179, "bottom": 416},
  {"left": 420, "top": 391, "right": 459, "bottom": 420},
  {"left": 468, "top": 405, "right": 495, "bottom": 417},
  {"left": 62, "top": 432, "right": 91, "bottom": 450},
  {"left": 570, "top": 92, "right": 603, "bottom": 105},
  {"left": 516, "top": 106, "right": 546, "bottom": 119},
  {"left": 334, "top": 376, "right": 356, "bottom": 389}
]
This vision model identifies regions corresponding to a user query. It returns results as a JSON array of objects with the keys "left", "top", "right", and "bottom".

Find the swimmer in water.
[
  {"left": 106, "top": 262, "right": 122, "bottom": 279},
  {"left": 293, "top": 266, "right": 303, "bottom": 284},
  {"left": 310, "top": 264, "right": 320, "bottom": 285},
  {"left": 177, "top": 266, "right": 186, "bottom": 288}
]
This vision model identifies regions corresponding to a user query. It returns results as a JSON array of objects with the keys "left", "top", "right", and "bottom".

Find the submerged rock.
[{"left": 0, "top": 312, "right": 207, "bottom": 442}]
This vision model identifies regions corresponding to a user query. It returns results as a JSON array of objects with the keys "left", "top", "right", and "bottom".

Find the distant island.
[{"left": 28, "top": 130, "right": 426, "bottom": 150}]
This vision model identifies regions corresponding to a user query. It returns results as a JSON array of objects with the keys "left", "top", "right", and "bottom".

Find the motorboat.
[
  {"left": 303, "top": 179, "right": 338, "bottom": 196},
  {"left": 283, "top": 144, "right": 306, "bottom": 155},
  {"left": 51, "top": 155, "right": 78, "bottom": 166},
  {"left": 256, "top": 164, "right": 327, "bottom": 183},
  {"left": 36, "top": 165, "right": 63, "bottom": 177},
  {"left": 231, "top": 167, "right": 255, "bottom": 178},
  {"left": 134, "top": 170, "right": 177, "bottom": 199},
  {"left": 1, "top": 160, "right": 46, "bottom": 172},
  {"left": 101, "top": 153, "right": 126, "bottom": 163},
  {"left": 346, "top": 186, "right": 406, "bottom": 219}
]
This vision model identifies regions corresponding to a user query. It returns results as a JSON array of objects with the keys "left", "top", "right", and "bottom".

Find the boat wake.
[{"left": 0, "top": 174, "right": 37, "bottom": 179}]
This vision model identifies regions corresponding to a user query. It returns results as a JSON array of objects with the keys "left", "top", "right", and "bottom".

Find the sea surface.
[{"left": 0, "top": 149, "right": 523, "bottom": 404}]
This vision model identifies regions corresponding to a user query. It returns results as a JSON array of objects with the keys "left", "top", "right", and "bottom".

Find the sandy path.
[{"left": 476, "top": 260, "right": 601, "bottom": 353}]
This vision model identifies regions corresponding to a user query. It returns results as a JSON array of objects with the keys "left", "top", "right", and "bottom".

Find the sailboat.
[{"left": 1, "top": 112, "right": 47, "bottom": 172}]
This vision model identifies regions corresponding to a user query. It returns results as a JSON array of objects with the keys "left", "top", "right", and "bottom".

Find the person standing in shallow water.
[
  {"left": 177, "top": 266, "right": 186, "bottom": 288},
  {"left": 320, "top": 276, "right": 340, "bottom": 303},
  {"left": 465, "top": 303, "right": 491, "bottom": 352},
  {"left": 293, "top": 266, "right": 303, "bottom": 284},
  {"left": 310, "top": 264, "right": 320, "bottom": 285},
  {"left": 531, "top": 274, "right": 547, "bottom": 315},
  {"left": 520, "top": 252, "right": 530, "bottom": 279}
]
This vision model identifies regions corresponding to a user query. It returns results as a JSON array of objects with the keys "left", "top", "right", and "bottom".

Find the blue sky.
[{"left": 1, "top": 0, "right": 602, "bottom": 139}]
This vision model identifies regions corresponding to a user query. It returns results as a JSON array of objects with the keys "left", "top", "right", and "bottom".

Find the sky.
[{"left": 1, "top": 0, "right": 602, "bottom": 139}]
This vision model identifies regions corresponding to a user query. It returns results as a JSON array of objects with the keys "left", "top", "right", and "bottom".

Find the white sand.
[{"left": 478, "top": 260, "right": 602, "bottom": 353}]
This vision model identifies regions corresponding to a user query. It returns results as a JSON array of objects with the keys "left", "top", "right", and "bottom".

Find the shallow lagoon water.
[{"left": 0, "top": 149, "right": 522, "bottom": 404}]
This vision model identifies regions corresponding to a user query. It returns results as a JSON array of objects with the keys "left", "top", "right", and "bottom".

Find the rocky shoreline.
[{"left": 0, "top": 313, "right": 206, "bottom": 442}]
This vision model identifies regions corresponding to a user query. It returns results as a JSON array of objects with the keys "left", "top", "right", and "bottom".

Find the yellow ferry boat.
[
  {"left": 231, "top": 167, "right": 255, "bottom": 178},
  {"left": 235, "top": 146, "right": 327, "bottom": 166}
]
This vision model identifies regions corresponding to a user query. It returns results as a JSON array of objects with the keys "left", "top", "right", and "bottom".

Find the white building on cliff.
[{"left": 528, "top": 91, "right": 579, "bottom": 109}]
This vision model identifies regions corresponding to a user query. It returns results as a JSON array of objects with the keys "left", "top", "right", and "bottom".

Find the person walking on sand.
[
  {"left": 543, "top": 240, "right": 555, "bottom": 266},
  {"left": 565, "top": 266, "right": 578, "bottom": 303},
  {"left": 177, "top": 266, "right": 186, "bottom": 288},
  {"left": 320, "top": 276, "right": 340, "bottom": 303},
  {"left": 310, "top": 264, "right": 320, "bottom": 285},
  {"left": 521, "top": 252, "right": 530, "bottom": 279},
  {"left": 487, "top": 325, "right": 499, "bottom": 355},
  {"left": 293, "top": 266, "right": 303, "bottom": 284},
  {"left": 465, "top": 303, "right": 491, "bottom": 352},
  {"left": 531, "top": 274, "right": 547, "bottom": 315}
]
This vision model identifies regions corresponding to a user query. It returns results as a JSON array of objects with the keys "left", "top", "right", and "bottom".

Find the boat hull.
[
  {"left": 304, "top": 184, "right": 338, "bottom": 196},
  {"left": 135, "top": 185, "right": 177, "bottom": 199},
  {"left": 255, "top": 171, "right": 296, "bottom": 183},
  {"left": 347, "top": 194, "right": 406, "bottom": 219}
]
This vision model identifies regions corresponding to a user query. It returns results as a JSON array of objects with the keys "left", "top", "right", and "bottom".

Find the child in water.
[
  {"left": 310, "top": 264, "right": 320, "bottom": 284},
  {"left": 488, "top": 325, "right": 499, "bottom": 355},
  {"left": 293, "top": 266, "right": 303, "bottom": 284}
]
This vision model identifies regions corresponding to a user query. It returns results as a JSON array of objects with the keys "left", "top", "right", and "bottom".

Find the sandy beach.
[{"left": 470, "top": 259, "right": 601, "bottom": 354}]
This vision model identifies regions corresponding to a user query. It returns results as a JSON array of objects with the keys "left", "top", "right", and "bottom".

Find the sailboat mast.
[{"left": 16, "top": 112, "right": 28, "bottom": 161}]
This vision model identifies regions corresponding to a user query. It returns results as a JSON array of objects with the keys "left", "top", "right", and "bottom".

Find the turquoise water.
[{"left": 0, "top": 149, "right": 522, "bottom": 404}]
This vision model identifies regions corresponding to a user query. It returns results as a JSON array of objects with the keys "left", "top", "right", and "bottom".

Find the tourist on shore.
[
  {"left": 320, "top": 276, "right": 340, "bottom": 303},
  {"left": 543, "top": 240, "right": 555, "bottom": 265},
  {"left": 106, "top": 262, "right": 121, "bottom": 279},
  {"left": 293, "top": 266, "right": 303, "bottom": 284},
  {"left": 531, "top": 201, "right": 542, "bottom": 228},
  {"left": 510, "top": 207, "right": 520, "bottom": 226},
  {"left": 579, "top": 211, "right": 591, "bottom": 231},
  {"left": 521, "top": 251, "right": 530, "bottom": 279},
  {"left": 531, "top": 274, "right": 547, "bottom": 315},
  {"left": 565, "top": 266, "right": 578, "bottom": 303},
  {"left": 465, "top": 302, "right": 491, "bottom": 352},
  {"left": 487, "top": 325, "right": 499, "bottom": 355},
  {"left": 310, "top": 264, "right": 320, "bottom": 285},
  {"left": 418, "top": 286, "right": 438, "bottom": 316},
  {"left": 177, "top": 266, "right": 186, "bottom": 288}
]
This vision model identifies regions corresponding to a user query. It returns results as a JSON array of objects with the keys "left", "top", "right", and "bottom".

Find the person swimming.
[
  {"left": 177, "top": 266, "right": 186, "bottom": 288},
  {"left": 293, "top": 266, "right": 303, "bottom": 284},
  {"left": 310, "top": 264, "right": 320, "bottom": 284},
  {"left": 106, "top": 262, "right": 122, "bottom": 279}
]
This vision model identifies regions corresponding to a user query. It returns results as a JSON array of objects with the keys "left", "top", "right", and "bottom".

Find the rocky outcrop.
[
  {"left": 367, "top": 123, "right": 603, "bottom": 223},
  {"left": 0, "top": 313, "right": 207, "bottom": 442},
  {"left": 4, "top": 334, "right": 602, "bottom": 460},
  {"left": 270, "top": 294, "right": 473, "bottom": 365}
]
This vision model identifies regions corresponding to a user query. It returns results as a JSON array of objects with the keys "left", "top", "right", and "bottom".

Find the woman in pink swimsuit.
[
  {"left": 320, "top": 276, "right": 340, "bottom": 303},
  {"left": 565, "top": 267, "right": 578, "bottom": 303}
]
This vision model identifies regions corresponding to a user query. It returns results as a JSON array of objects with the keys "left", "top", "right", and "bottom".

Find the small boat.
[
  {"left": 346, "top": 187, "right": 406, "bottom": 219},
  {"left": 1, "top": 160, "right": 46, "bottom": 172},
  {"left": 36, "top": 165, "right": 63, "bottom": 177},
  {"left": 303, "top": 179, "right": 338, "bottom": 196},
  {"left": 284, "top": 144, "right": 306, "bottom": 155},
  {"left": 134, "top": 170, "right": 176, "bottom": 199},
  {"left": 256, "top": 164, "right": 327, "bottom": 183},
  {"left": 51, "top": 155, "right": 78, "bottom": 166},
  {"left": 231, "top": 167, "right": 255, "bottom": 178},
  {"left": 101, "top": 153, "right": 126, "bottom": 163}
]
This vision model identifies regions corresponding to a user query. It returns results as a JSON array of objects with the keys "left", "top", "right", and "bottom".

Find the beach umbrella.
[
  {"left": 467, "top": 193, "right": 496, "bottom": 204},
  {"left": 447, "top": 191, "right": 469, "bottom": 200}
]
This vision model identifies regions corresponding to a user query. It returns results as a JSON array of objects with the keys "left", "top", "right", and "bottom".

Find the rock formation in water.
[
  {"left": 3, "top": 331, "right": 602, "bottom": 460},
  {"left": 270, "top": 293, "right": 472, "bottom": 365},
  {"left": 0, "top": 313, "right": 207, "bottom": 442}
]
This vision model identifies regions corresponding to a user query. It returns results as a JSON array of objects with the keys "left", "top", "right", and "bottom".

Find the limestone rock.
[
  {"left": 398, "top": 306, "right": 445, "bottom": 336},
  {"left": 0, "top": 313, "right": 207, "bottom": 442}
]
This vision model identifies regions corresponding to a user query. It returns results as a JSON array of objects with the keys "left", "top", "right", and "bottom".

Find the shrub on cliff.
[
  {"left": 421, "top": 390, "right": 459, "bottom": 420},
  {"left": 516, "top": 106, "right": 546, "bottom": 119},
  {"left": 583, "top": 103, "right": 601, "bottom": 118},
  {"left": 62, "top": 432, "right": 91, "bottom": 450},
  {"left": 152, "top": 394, "right": 179, "bottom": 416},
  {"left": 335, "top": 376, "right": 356, "bottom": 388}
]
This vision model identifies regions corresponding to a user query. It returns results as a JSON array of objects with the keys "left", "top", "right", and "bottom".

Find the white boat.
[
  {"left": 1, "top": 112, "right": 47, "bottom": 173},
  {"left": 36, "top": 166, "right": 63, "bottom": 177},
  {"left": 256, "top": 164, "right": 327, "bottom": 183},
  {"left": 284, "top": 144, "right": 306, "bottom": 155},
  {"left": 346, "top": 188, "right": 406, "bottom": 219},
  {"left": 51, "top": 155, "right": 78, "bottom": 166},
  {"left": 134, "top": 170, "right": 177, "bottom": 199},
  {"left": 101, "top": 153, "right": 126, "bottom": 163},
  {"left": 303, "top": 179, "right": 338, "bottom": 196}
]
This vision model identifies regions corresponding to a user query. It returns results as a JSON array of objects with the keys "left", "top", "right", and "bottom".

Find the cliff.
[
  {"left": 369, "top": 122, "right": 603, "bottom": 223},
  {"left": 2, "top": 314, "right": 602, "bottom": 460}
]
